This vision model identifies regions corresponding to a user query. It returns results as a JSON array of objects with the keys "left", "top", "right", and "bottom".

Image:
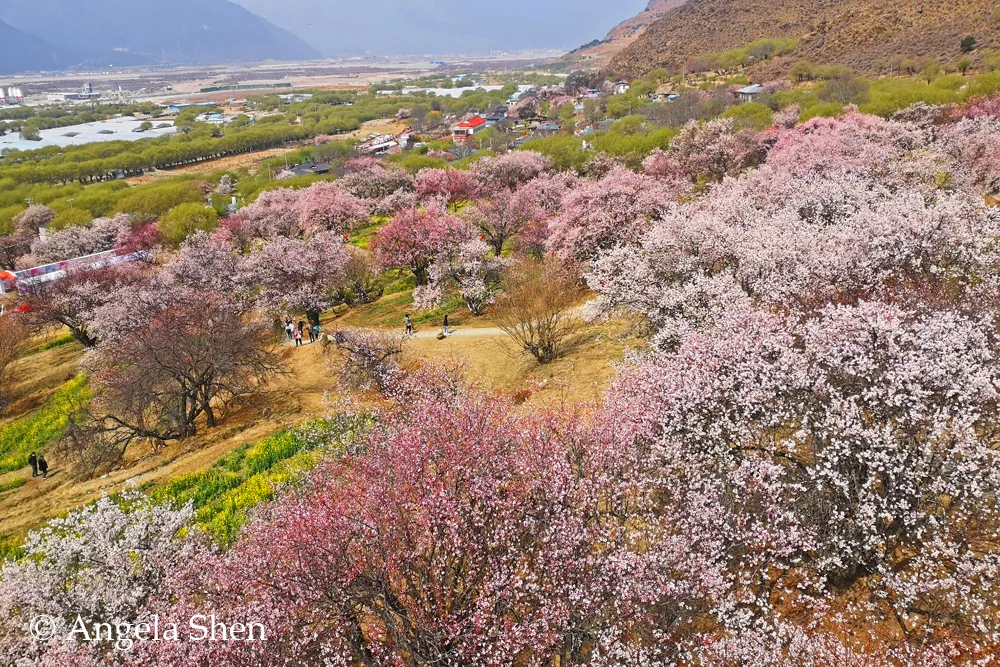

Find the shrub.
[
  {"left": 492, "top": 260, "right": 585, "bottom": 364},
  {"left": 328, "top": 327, "right": 408, "bottom": 393},
  {"left": 157, "top": 202, "right": 219, "bottom": 247},
  {"left": 720, "top": 102, "right": 774, "bottom": 130}
]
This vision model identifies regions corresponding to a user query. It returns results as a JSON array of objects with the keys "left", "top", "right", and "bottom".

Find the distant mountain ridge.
[
  {"left": 610, "top": 0, "right": 1000, "bottom": 78},
  {"left": 603, "top": 0, "right": 690, "bottom": 46},
  {"left": 0, "top": 19, "right": 68, "bottom": 74},
  {"left": 569, "top": 0, "right": 688, "bottom": 65},
  {"left": 0, "top": 0, "right": 319, "bottom": 74},
  {"left": 233, "top": 0, "right": 649, "bottom": 55}
]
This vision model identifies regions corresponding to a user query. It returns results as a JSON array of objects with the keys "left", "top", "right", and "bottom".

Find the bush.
[
  {"left": 48, "top": 207, "right": 92, "bottom": 231},
  {"left": 114, "top": 181, "right": 204, "bottom": 218},
  {"left": 721, "top": 102, "right": 774, "bottom": 130},
  {"left": 157, "top": 202, "right": 219, "bottom": 247},
  {"left": 328, "top": 327, "right": 408, "bottom": 393},
  {"left": 492, "top": 260, "right": 586, "bottom": 364},
  {"left": 519, "top": 135, "right": 589, "bottom": 173},
  {"left": 799, "top": 102, "right": 845, "bottom": 121}
]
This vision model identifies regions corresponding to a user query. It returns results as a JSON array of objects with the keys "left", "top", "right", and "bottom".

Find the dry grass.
[
  {"left": 612, "top": 0, "right": 1000, "bottom": 77},
  {"left": 0, "top": 284, "right": 640, "bottom": 542},
  {"left": 406, "top": 319, "right": 636, "bottom": 406},
  {"left": 125, "top": 147, "right": 300, "bottom": 185},
  {"left": 0, "top": 338, "right": 334, "bottom": 542},
  {"left": 2, "top": 333, "right": 82, "bottom": 421}
]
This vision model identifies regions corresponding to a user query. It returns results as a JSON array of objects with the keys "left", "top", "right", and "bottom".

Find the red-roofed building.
[{"left": 452, "top": 115, "right": 487, "bottom": 141}]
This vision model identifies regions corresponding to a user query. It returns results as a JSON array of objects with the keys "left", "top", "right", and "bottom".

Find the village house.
[
  {"left": 534, "top": 121, "right": 561, "bottom": 137},
  {"left": 737, "top": 84, "right": 766, "bottom": 103},
  {"left": 452, "top": 115, "right": 488, "bottom": 141}
]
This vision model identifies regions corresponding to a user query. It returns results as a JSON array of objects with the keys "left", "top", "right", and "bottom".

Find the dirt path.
[
  {"left": 409, "top": 327, "right": 505, "bottom": 339},
  {"left": 125, "top": 147, "right": 301, "bottom": 184},
  {"left": 283, "top": 327, "right": 506, "bottom": 347},
  {"left": 0, "top": 340, "right": 334, "bottom": 541}
]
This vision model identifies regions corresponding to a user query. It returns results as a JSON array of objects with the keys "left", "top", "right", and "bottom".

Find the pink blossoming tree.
[
  {"left": 414, "top": 168, "right": 479, "bottom": 205},
  {"left": 371, "top": 207, "right": 473, "bottom": 285}
]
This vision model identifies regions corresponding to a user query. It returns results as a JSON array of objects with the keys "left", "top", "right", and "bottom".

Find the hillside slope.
[
  {"left": 0, "top": 0, "right": 319, "bottom": 68},
  {"left": 610, "top": 0, "right": 1000, "bottom": 77},
  {"left": 570, "top": 0, "right": 688, "bottom": 64},
  {"left": 0, "top": 20, "right": 68, "bottom": 74}
]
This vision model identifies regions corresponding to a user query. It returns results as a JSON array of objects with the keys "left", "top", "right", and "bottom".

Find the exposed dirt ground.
[
  {"left": 0, "top": 339, "right": 332, "bottom": 540},
  {"left": 0, "top": 292, "right": 639, "bottom": 543},
  {"left": 125, "top": 147, "right": 300, "bottom": 185}
]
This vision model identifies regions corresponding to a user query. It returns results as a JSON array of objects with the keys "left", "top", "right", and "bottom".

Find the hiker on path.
[
  {"left": 404, "top": 314, "right": 413, "bottom": 336},
  {"left": 37, "top": 455, "right": 48, "bottom": 480},
  {"left": 294, "top": 327, "right": 303, "bottom": 347},
  {"left": 443, "top": 314, "right": 450, "bottom": 336},
  {"left": 285, "top": 320, "right": 294, "bottom": 341},
  {"left": 311, "top": 323, "right": 320, "bottom": 343},
  {"left": 28, "top": 452, "right": 38, "bottom": 478},
  {"left": 297, "top": 321, "right": 306, "bottom": 340}
]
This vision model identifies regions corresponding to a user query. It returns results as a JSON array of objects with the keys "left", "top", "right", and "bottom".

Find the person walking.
[
  {"left": 294, "top": 327, "right": 303, "bottom": 347},
  {"left": 37, "top": 455, "right": 49, "bottom": 480},
  {"left": 310, "top": 323, "right": 320, "bottom": 343},
  {"left": 285, "top": 320, "right": 295, "bottom": 341},
  {"left": 404, "top": 314, "right": 413, "bottom": 336},
  {"left": 443, "top": 314, "right": 450, "bottom": 336},
  {"left": 28, "top": 452, "right": 38, "bottom": 478}
]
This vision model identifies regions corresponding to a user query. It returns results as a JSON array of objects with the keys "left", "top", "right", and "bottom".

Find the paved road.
[
  {"left": 408, "top": 327, "right": 505, "bottom": 340},
  {"left": 284, "top": 327, "right": 507, "bottom": 347}
]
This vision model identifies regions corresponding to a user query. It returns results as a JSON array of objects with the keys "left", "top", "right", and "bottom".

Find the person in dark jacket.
[
  {"left": 443, "top": 314, "right": 450, "bottom": 336},
  {"left": 37, "top": 455, "right": 49, "bottom": 480},
  {"left": 28, "top": 452, "right": 38, "bottom": 478}
]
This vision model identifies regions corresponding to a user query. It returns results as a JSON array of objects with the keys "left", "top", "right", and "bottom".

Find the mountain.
[
  {"left": 610, "top": 0, "right": 1000, "bottom": 78},
  {"left": 0, "top": 0, "right": 319, "bottom": 70},
  {"left": 0, "top": 19, "right": 68, "bottom": 74},
  {"left": 232, "top": 0, "right": 648, "bottom": 55},
  {"left": 568, "top": 1, "right": 689, "bottom": 65}
]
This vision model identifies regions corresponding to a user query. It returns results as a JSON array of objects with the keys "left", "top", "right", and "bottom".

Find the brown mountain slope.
[
  {"left": 610, "top": 0, "right": 1000, "bottom": 77},
  {"left": 570, "top": 0, "right": 689, "bottom": 65}
]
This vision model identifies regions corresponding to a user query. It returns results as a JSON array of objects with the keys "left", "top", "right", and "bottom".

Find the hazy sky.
[{"left": 232, "top": 0, "right": 650, "bottom": 55}]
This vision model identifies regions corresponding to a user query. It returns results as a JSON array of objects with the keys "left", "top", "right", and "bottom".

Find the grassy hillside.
[{"left": 611, "top": 0, "right": 1000, "bottom": 77}]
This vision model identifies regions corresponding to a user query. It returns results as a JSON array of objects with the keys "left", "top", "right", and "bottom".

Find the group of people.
[
  {"left": 404, "top": 314, "right": 450, "bottom": 336},
  {"left": 27, "top": 452, "right": 49, "bottom": 480},
  {"left": 285, "top": 316, "right": 321, "bottom": 347}
]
